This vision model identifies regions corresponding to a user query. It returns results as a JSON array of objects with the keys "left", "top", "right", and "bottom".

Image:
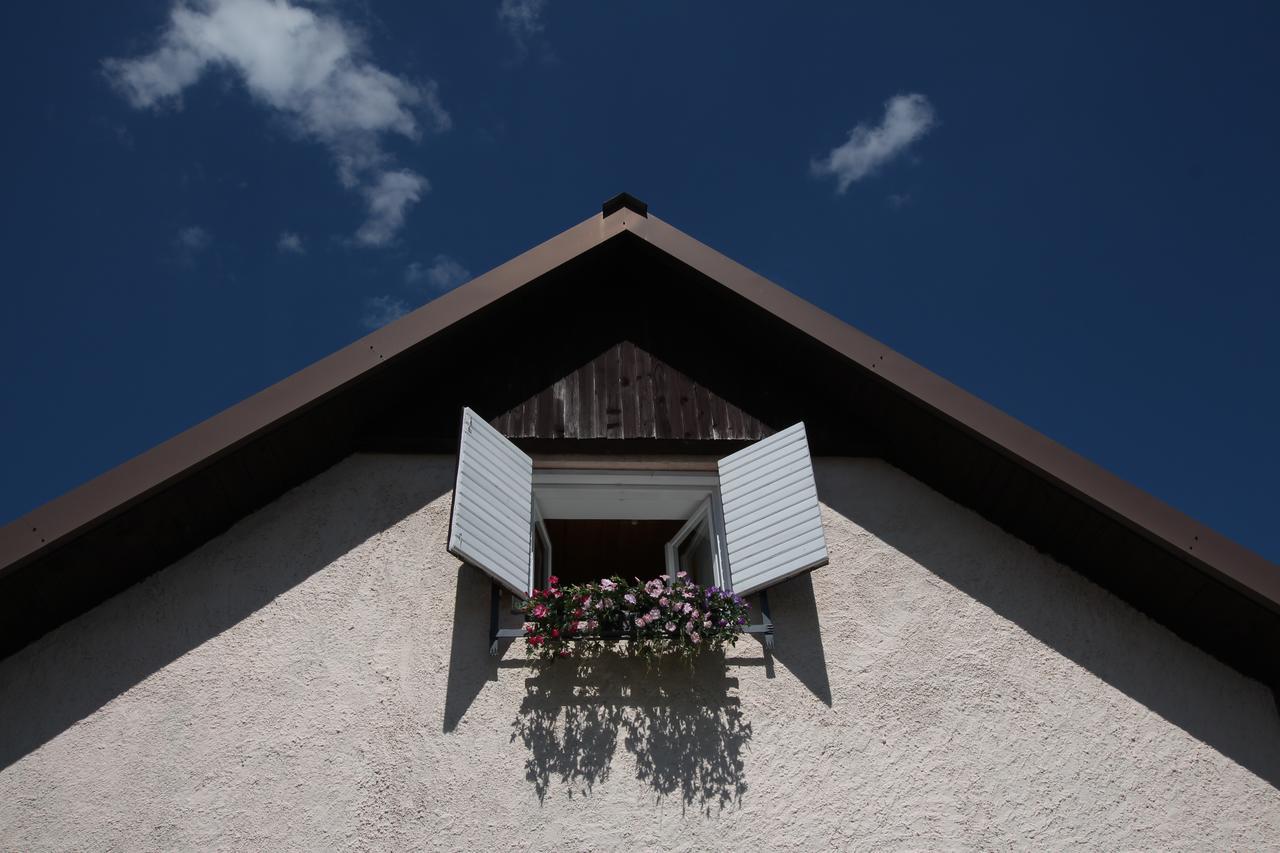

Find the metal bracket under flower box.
[{"left": 487, "top": 581, "right": 774, "bottom": 655}]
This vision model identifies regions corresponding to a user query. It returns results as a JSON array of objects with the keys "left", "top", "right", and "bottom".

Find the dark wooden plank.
[
  {"left": 636, "top": 347, "right": 656, "bottom": 438},
  {"left": 724, "top": 401, "right": 744, "bottom": 440},
  {"left": 550, "top": 378, "right": 567, "bottom": 438},
  {"left": 692, "top": 382, "right": 713, "bottom": 440},
  {"left": 708, "top": 393, "right": 728, "bottom": 440},
  {"left": 651, "top": 357, "right": 674, "bottom": 439},
  {"left": 536, "top": 385, "right": 556, "bottom": 439},
  {"left": 577, "top": 351, "right": 594, "bottom": 438},
  {"left": 523, "top": 394, "right": 539, "bottom": 440},
  {"left": 604, "top": 343, "right": 622, "bottom": 438},
  {"left": 560, "top": 374, "right": 578, "bottom": 439},
  {"left": 619, "top": 341, "right": 638, "bottom": 438},
  {"left": 673, "top": 371, "right": 697, "bottom": 439},
  {"left": 593, "top": 348, "right": 612, "bottom": 438}
]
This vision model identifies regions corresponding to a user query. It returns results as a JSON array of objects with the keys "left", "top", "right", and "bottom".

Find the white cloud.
[
  {"left": 811, "top": 93, "right": 936, "bottom": 193},
  {"left": 277, "top": 230, "right": 304, "bottom": 253},
  {"left": 406, "top": 254, "right": 470, "bottom": 291},
  {"left": 361, "top": 294, "right": 408, "bottom": 330},
  {"left": 176, "top": 225, "right": 213, "bottom": 251},
  {"left": 355, "top": 169, "right": 426, "bottom": 248},
  {"left": 105, "top": 0, "right": 450, "bottom": 246},
  {"left": 498, "top": 0, "right": 546, "bottom": 57}
]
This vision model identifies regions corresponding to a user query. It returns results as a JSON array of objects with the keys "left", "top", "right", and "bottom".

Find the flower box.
[{"left": 518, "top": 574, "right": 751, "bottom": 660}]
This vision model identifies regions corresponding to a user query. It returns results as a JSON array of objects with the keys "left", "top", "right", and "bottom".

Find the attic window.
[
  {"left": 449, "top": 407, "right": 826, "bottom": 597},
  {"left": 446, "top": 408, "right": 828, "bottom": 647}
]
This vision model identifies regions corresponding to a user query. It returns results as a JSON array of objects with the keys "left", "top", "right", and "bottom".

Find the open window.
[{"left": 449, "top": 408, "right": 828, "bottom": 601}]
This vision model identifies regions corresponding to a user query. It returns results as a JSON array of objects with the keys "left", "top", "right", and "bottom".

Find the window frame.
[
  {"left": 530, "top": 469, "right": 729, "bottom": 590},
  {"left": 662, "top": 495, "right": 722, "bottom": 587}
]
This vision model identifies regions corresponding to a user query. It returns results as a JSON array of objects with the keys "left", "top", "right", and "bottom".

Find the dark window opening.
[{"left": 542, "top": 519, "right": 685, "bottom": 586}]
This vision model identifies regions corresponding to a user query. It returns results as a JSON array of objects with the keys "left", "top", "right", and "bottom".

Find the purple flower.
[
  {"left": 624, "top": 593, "right": 637, "bottom": 605},
  {"left": 645, "top": 578, "right": 665, "bottom": 597},
  {"left": 600, "top": 578, "right": 617, "bottom": 591},
  {"left": 665, "top": 621, "right": 677, "bottom": 633}
]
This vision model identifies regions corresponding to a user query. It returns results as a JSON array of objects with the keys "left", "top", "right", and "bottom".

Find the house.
[{"left": 1, "top": 193, "right": 1277, "bottom": 848}]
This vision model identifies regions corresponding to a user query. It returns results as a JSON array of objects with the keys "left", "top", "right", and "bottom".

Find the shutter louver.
[
  {"left": 448, "top": 407, "right": 534, "bottom": 597},
  {"left": 718, "top": 422, "right": 828, "bottom": 596}
]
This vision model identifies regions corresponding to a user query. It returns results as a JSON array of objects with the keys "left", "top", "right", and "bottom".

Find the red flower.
[
  {"left": 547, "top": 575, "right": 559, "bottom": 586},
  {"left": 551, "top": 628, "right": 560, "bottom": 638}
]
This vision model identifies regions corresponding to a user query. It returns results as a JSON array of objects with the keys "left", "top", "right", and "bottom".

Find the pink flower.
[
  {"left": 665, "top": 621, "right": 677, "bottom": 632},
  {"left": 690, "top": 632, "right": 701, "bottom": 644},
  {"left": 600, "top": 578, "right": 617, "bottom": 591},
  {"left": 659, "top": 596, "right": 669, "bottom": 607},
  {"left": 645, "top": 578, "right": 665, "bottom": 597},
  {"left": 703, "top": 619, "right": 712, "bottom": 628},
  {"left": 676, "top": 570, "right": 688, "bottom": 578},
  {"left": 647, "top": 608, "right": 660, "bottom": 621},
  {"left": 682, "top": 602, "right": 693, "bottom": 614},
  {"left": 531, "top": 604, "right": 548, "bottom": 618},
  {"left": 547, "top": 575, "right": 559, "bottom": 586},
  {"left": 691, "top": 609, "right": 700, "bottom": 620},
  {"left": 635, "top": 617, "right": 645, "bottom": 627},
  {"left": 624, "top": 593, "right": 637, "bottom": 605},
  {"left": 582, "top": 596, "right": 592, "bottom": 609}
]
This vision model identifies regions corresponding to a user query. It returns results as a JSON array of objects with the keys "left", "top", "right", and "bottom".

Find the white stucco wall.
[{"left": 1, "top": 454, "right": 1277, "bottom": 850}]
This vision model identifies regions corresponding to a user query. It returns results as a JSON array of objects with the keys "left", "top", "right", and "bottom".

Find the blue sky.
[{"left": 2, "top": 1, "right": 1278, "bottom": 561}]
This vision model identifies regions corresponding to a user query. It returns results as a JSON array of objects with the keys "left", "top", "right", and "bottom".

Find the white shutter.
[
  {"left": 717, "top": 422, "right": 828, "bottom": 596},
  {"left": 448, "top": 407, "right": 534, "bottom": 597}
]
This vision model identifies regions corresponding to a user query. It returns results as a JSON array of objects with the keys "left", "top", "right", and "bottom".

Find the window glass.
[{"left": 676, "top": 516, "right": 715, "bottom": 588}]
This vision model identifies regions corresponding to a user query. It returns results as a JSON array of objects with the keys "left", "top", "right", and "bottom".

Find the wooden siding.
[{"left": 491, "top": 341, "right": 773, "bottom": 441}]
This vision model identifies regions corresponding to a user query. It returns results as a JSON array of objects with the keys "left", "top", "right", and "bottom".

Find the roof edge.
[{"left": 1, "top": 200, "right": 1275, "bottom": 621}]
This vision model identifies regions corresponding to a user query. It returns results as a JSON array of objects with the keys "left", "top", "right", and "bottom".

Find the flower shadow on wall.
[{"left": 511, "top": 655, "right": 751, "bottom": 811}]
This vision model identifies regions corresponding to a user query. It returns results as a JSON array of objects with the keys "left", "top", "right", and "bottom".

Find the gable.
[{"left": 0, "top": 195, "right": 1275, "bottom": 694}]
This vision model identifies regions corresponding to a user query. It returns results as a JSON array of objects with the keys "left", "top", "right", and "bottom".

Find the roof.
[{"left": 1, "top": 193, "right": 1277, "bottom": 687}]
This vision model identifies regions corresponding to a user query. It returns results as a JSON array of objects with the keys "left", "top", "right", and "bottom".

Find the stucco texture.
[{"left": 1, "top": 455, "right": 1277, "bottom": 851}]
